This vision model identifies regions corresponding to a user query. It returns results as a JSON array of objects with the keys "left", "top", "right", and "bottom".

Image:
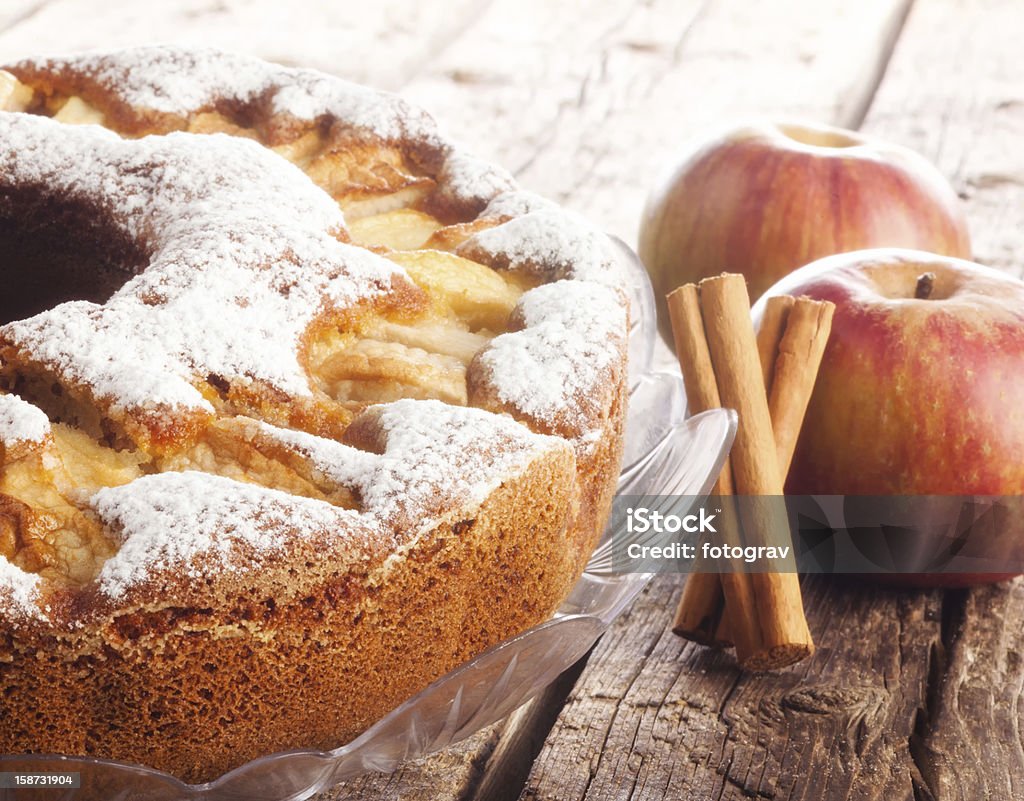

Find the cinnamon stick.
[
  {"left": 667, "top": 286, "right": 732, "bottom": 646},
  {"left": 704, "top": 297, "right": 798, "bottom": 647},
  {"left": 764, "top": 297, "right": 835, "bottom": 477},
  {"left": 699, "top": 274, "right": 812, "bottom": 670},
  {"left": 756, "top": 295, "right": 794, "bottom": 391},
  {"left": 672, "top": 572, "right": 729, "bottom": 645},
  {"left": 666, "top": 286, "right": 722, "bottom": 429}
]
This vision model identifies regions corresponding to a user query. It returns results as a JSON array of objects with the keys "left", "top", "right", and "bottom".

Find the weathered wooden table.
[{"left": 3, "top": 0, "right": 1022, "bottom": 798}]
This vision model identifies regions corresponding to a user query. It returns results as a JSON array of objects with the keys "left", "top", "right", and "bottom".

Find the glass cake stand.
[{"left": 0, "top": 240, "right": 736, "bottom": 801}]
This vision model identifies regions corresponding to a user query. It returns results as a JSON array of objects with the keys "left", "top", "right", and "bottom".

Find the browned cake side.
[{"left": 1, "top": 441, "right": 577, "bottom": 778}]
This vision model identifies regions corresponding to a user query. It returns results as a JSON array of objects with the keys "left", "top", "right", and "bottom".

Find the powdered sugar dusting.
[
  {"left": 0, "top": 113, "right": 407, "bottom": 417},
  {"left": 480, "top": 190, "right": 560, "bottom": 219},
  {"left": 516, "top": 280, "right": 627, "bottom": 333},
  {"left": 0, "top": 556, "right": 43, "bottom": 622},
  {"left": 252, "top": 400, "right": 564, "bottom": 535},
  {"left": 10, "top": 46, "right": 440, "bottom": 144},
  {"left": 476, "top": 281, "right": 627, "bottom": 437},
  {"left": 90, "top": 399, "right": 561, "bottom": 598},
  {"left": 271, "top": 68, "right": 436, "bottom": 142},
  {"left": 247, "top": 420, "right": 380, "bottom": 495},
  {"left": 457, "top": 207, "right": 627, "bottom": 286},
  {"left": 432, "top": 150, "right": 516, "bottom": 216},
  {"left": 0, "top": 393, "right": 50, "bottom": 447},
  {"left": 91, "top": 471, "right": 377, "bottom": 599}
]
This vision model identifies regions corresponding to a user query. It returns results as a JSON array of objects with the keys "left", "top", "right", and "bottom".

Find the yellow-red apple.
[
  {"left": 639, "top": 120, "right": 971, "bottom": 343},
  {"left": 756, "top": 248, "right": 1024, "bottom": 586}
]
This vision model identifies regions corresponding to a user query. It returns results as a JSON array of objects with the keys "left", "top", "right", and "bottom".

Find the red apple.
[
  {"left": 639, "top": 120, "right": 971, "bottom": 343},
  {"left": 756, "top": 248, "right": 1024, "bottom": 586}
]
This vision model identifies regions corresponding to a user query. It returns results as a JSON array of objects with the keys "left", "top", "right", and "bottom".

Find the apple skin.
[
  {"left": 755, "top": 248, "right": 1024, "bottom": 587},
  {"left": 639, "top": 120, "right": 971, "bottom": 344}
]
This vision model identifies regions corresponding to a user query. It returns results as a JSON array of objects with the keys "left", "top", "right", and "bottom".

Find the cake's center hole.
[{"left": 0, "top": 208, "right": 144, "bottom": 325}]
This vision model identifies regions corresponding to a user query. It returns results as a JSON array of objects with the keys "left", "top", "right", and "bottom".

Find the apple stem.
[{"left": 915, "top": 272, "right": 936, "bottom": 300}]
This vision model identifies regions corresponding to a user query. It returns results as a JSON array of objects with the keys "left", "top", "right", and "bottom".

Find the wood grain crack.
[
  {"left": 844, "top": 0, "right": 916, "bottom": 128},
  {"left": 471, "top": 652, "right": 594, "bottom": 801},
  {"left": 908, "top": 589, "right": 969, "bottom": 801}
]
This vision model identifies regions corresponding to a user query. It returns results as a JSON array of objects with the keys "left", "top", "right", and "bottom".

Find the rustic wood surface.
[
  {"left": 2, "top": 1, "right": 1022, "bottom": 799},
  {"left": 522, "top": 576, "right": 947, "bottom": 801}
]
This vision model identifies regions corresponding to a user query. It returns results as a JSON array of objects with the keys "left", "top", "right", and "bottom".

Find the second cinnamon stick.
[
  {"left": 699, "top": 274, "right": 813, "bottom": 671},
  {"left": 765, "top": 297, "right": 835, "bottom": 477},
  {"left": 667, "top": 285, "right": 732, "bottom": 646}
]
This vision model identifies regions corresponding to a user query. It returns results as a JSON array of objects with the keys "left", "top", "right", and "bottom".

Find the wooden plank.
[
  {"left": 404, "top": 0, "right": 913, "bottom": 245},
  {"left": 401, "top": 0, "right": 706, "bottom": 177},
  {"left": 858, "top": 0, "right": 1024, "bottom": 796},
  {"left": 861, "top": 0, "right": 1024, "bottom": 275},
  {"left": 0, "top": 0, "right": 489, "bottom": 89},
  {"left": 520, "top": 575, "right": 943, "bottom": 801}
]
